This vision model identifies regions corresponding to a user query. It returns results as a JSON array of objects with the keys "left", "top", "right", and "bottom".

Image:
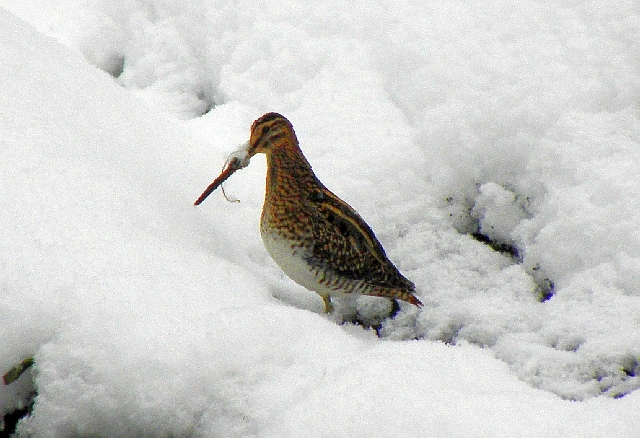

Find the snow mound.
[{"left": 1, "top": 0, "right": 640, "bottom": 436}]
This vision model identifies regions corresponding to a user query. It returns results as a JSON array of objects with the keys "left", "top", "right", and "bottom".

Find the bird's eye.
[{"left": 262, "top": 126, "right": 271, "bottom": 135}]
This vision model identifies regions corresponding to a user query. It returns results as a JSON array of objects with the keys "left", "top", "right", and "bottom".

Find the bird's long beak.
[{"left": 194, "top": 142, "right": 251, "bottom": 205}]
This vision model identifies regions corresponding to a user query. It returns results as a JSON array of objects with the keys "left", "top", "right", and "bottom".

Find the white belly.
[
  {"left": 261, "top": 229, "right": 327, "bottom": 294},
  {"left": 261, "top": 226, "right": 355, "bottom": 302}
]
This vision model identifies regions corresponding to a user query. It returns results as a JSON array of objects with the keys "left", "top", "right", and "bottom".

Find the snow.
[{"left": 0, "top": 0, "right": 639, "bottom": 436}]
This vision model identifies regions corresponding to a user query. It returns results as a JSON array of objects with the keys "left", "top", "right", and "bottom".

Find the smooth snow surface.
[{"left": 1, "top": 1, "right": 639, "bottom": 436}]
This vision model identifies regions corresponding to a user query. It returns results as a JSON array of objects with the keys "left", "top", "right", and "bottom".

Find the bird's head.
[{"left": 246, "top": 112, "right": 298, "bottom": 158}]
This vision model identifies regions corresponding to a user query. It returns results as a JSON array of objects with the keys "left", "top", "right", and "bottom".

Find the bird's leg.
[{"left": 321, "top": 294, "right": 334, "bottom": 313}]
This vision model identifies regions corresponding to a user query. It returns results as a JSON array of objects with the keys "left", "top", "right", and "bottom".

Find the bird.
[{"left": 195, "top": 112, "right": 422, "bottom": 313}]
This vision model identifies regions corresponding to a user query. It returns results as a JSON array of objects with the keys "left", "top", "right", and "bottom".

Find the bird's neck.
[{"left": 264, "top": 142, "right": 320, "bottom": 199}]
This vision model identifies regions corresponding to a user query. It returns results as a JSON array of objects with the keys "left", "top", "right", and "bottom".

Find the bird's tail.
[{"left": 372, "top": 287, "right": 423, "bottom": 308}]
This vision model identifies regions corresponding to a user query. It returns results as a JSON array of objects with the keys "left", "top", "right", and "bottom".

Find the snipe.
[{"left": 195, "top": 113, "right": 422, "bottom": 313}]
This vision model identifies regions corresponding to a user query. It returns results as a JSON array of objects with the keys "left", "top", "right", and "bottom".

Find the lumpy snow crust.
[{"left": 0, "top": 1, "right": 639, "bottom": 436}]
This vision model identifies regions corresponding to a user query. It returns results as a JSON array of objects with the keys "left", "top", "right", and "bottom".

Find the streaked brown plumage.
[{"left": 196, "top": 112, "right": 422, "bottom": 312}]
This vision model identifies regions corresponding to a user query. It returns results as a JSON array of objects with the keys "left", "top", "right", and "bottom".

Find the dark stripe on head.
[
  {"left": 256, "top": 112, "right": 286, "bottom": 125},
  {"left": 250, "top": 113, "right": 296, "bottom": 149}
]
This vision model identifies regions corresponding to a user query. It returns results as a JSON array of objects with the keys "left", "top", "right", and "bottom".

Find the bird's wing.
[{"left": 306, "top": 187, "right": 415, "bottom": 291}]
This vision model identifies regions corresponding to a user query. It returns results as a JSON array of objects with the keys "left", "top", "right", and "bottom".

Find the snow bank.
[{"left": 1, "top": 0, "right": 640, "bottom": 436}]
